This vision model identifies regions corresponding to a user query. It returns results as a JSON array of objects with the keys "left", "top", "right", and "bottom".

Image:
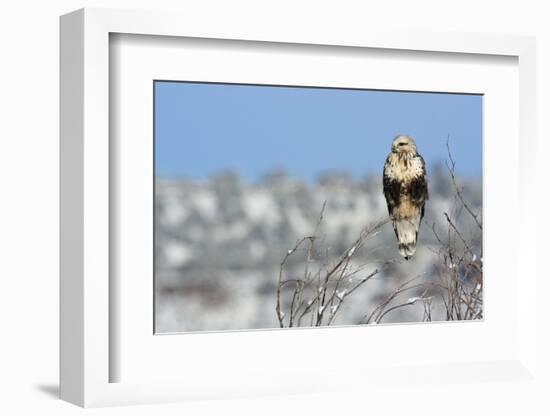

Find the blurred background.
[{"left": 154, "top": 82, "right": 482, "bottom": 333}]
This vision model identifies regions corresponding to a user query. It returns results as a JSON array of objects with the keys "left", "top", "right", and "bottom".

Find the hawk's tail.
[{"left": 393, "top": 219, "right": 419, "bottom": 259}]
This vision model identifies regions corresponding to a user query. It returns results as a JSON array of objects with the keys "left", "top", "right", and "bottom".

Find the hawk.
[{"left": 383, "top": 135, "right": 428, "bottom": 259}]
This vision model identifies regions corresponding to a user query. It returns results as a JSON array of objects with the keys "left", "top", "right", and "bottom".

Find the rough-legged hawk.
[{"left": 383, "top": 135, "right": 428, "bottom": 259}]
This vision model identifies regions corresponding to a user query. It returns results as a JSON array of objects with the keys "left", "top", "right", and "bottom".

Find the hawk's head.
[{"left": 391, "top": 135, "right": 417, "bottom": 154}]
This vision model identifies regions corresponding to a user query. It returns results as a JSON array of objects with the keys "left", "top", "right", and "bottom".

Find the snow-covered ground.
[{"left": 155, "top": 168, "right": 482, "bottom": 333}]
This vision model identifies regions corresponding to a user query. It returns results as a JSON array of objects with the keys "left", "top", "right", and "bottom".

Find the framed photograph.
[
  {"left": 60, "top": 8, "right": 537, "bottom": 407},
  {"left": 153, "top": 80, "right": 485, "bottom": 334}
]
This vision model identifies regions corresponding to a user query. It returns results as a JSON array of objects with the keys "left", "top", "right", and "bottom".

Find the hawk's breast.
[{"left": 384, "top": 153, "right": 424, "bottom": 184}]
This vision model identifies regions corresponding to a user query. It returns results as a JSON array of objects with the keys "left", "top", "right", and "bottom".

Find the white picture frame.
[{"left": 60, "top": 7, "right": 537, "bottom": 408}]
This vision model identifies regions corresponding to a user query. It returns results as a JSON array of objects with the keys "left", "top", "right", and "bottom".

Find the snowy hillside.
[{"left": 155, "top": 167, "right": 482, "bottom": 333}]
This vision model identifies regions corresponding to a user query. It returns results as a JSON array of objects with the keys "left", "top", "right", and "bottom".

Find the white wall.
[{"left": 0, "top": 0, "right": 547, "bottom": 414}]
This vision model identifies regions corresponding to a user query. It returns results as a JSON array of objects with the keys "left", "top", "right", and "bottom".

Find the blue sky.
[{"left": 155, "top": 81, "right": 482, "bottom": 182}]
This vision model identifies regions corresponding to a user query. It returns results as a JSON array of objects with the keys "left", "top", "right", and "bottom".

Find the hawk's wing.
[
  {"left": 410, "top": 154, "right": 429, "bottom": 221},
  {"left": 382, "top": 155, "right": 400, "bottom": 217}
]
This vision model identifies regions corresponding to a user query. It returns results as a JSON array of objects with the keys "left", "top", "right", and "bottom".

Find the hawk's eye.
[{"left": 398, "top": 142, "right": 407, "bottom": 146}]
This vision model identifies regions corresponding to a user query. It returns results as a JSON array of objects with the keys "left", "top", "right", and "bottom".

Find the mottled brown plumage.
[{"left": 383, "top": 135, "right": 428, "bottom": 259}]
